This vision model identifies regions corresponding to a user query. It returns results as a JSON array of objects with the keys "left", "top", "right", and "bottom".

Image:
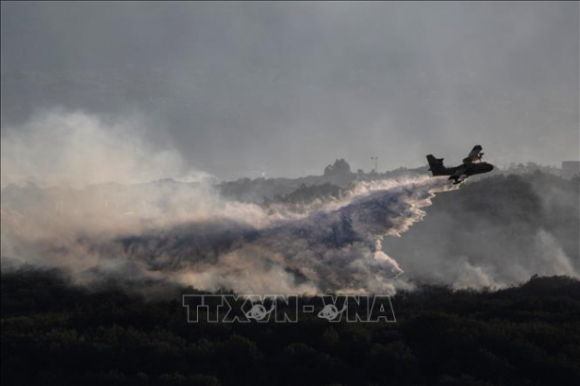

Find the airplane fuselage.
[
  {"left": 456, "top": 162, "right": 494, "bottom": 176},
  {"left": 445, "top": 162, "right": 494, "bottom": 184}
]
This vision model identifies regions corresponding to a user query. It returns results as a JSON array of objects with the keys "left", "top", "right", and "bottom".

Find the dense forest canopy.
[{"left": 2, "top": 269, "right": 579, "bottom": 386}]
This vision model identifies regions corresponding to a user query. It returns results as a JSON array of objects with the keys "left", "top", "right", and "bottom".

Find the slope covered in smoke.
[
  {"left": 384, "top": 172, "right": 579, "bottom": 289},
  {"left": 3, "top": 169, "right": 576, "bottom": 295},
  {"left": 112, "top": 177, "right": 456, "bottom": 294},
  {"left": 1, "top": 174, "right": 455, "bottom": 294},
  {"left": 1, "top": 110, "right": 576, "bottom": 294}
]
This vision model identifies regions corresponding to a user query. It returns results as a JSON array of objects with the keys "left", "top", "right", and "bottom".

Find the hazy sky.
[{"left": 1, "top": 2, "right": 578, "bottom": 179}]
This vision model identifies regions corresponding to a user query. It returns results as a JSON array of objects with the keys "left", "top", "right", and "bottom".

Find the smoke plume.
[
  {"left": 1, "top": 110, "right": 460, "bottom": 294},
  {"left": 9, "top": 109, "right": 574, "bottom": 295}
]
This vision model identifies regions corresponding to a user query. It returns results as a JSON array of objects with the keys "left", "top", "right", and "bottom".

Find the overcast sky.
[{"left": 1, "top": 2, "right": 578, "bottom": 180}]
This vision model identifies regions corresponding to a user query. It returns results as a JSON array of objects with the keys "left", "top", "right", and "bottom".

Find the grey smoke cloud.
[
  {"left": 1, "top": 109, "right": 578, "bottom": 294},
  {"left": 1, "top": 2, "right": 578, "bottom": 294},
  {"left": 383, "top": 174, "right": 580, "bottom": 290},
  {"left": 0, "top": 109, "right": 212, "bottom": 188},
  {"left": 2, "top": 2, "right": 578, "bottom": 179},
  {"left": 2, "top": 121, "right": 455, "bottom": 294},
  {"left": 0, "top": 110, "right": 451, "bottom": 293},
  {"left": 161, "top": 177, "right": 453, "bottom": 294}
]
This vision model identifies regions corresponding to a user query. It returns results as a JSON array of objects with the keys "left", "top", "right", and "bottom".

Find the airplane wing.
[{"left": 462, "top": 145, "right": 483, "bottom": 164}]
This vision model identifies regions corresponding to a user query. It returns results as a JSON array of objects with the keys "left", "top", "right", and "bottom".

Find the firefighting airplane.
[{"left": 426, "top": 145, "right": 494, "bottom": 184}]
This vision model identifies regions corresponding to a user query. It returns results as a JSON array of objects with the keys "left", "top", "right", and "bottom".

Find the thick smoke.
[
  {"left": 120, "top": 177, "right": 455, "bottom": 294},
  {"left": 0, "top": 108, "right": 211, "bottom": 188},
  {"left": 5, "top": 109, "right": 575, "bottom": 295},
  {"left": 1, "top": 110, "right": 459, "bottom": 294},
  {"left": 2, "top": 168, "right": 454, "bottom": 294},
  {"left": 383, "top": 173, "right": 580, "bottom": 290}
]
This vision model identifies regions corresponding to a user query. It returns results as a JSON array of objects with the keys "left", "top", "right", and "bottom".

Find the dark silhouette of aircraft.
[{"left": 426, "top": 145, "right": 494, "bottom": 184}]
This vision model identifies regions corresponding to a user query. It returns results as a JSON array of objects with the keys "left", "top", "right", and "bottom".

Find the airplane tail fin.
[{"left": 426, "top": 154, "right": 451, "bottom": 176}]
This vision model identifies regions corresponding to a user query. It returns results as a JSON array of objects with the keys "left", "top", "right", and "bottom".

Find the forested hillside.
[{"left": 2, "top": 269, "right": 579, "bottom": 386}]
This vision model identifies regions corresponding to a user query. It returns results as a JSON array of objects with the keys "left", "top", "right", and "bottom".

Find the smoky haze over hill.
[{"left": 2, "top": 159, "right": 578, "bottom": 294}]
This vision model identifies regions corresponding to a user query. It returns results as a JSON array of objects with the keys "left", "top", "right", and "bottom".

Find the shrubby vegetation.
[
  {"left": 218, "top": 159, "right": 425, "bottom": 204},
  {"left": 2, "top": 269, "right": 579, "bottom": 386},
  {"left": 264, "top": 182, "right": 343, "bottom": 206}
]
